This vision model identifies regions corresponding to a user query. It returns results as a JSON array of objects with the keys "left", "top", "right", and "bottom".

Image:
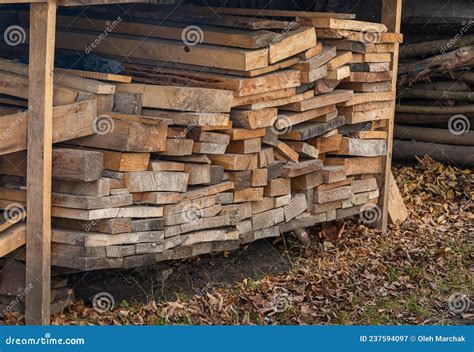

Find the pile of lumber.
[
  {"left": 0, "top": 6, "right": 401, "bottom": 270},
  {"left": 395, "top": 34, "right": 474, "bottom": 166}
]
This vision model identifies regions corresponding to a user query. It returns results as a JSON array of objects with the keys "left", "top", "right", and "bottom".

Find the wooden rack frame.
[{"left": 0, "top": 0, "right": 402, "bottom": 324}]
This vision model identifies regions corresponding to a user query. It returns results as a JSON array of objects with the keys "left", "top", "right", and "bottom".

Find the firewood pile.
[
  {"left": 395, "top": 33, "right": 474, "bottom": 167},
  {"left": 0, "top": 5, "right": 401, "bottom": 270}
]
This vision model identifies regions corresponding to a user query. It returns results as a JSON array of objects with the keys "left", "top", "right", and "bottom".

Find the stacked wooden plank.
[
  {"left": 278, "top": 14, "right": 401, "bottom": 231},
  {"left": 395, "top": 35, "right": 474, "bottom": 166},
  {"left": 0, "top": 7, "right": 400, "bottom": 270},
  {"left": 50, "top": 10, "right": 320, "bottom": 263},
  {"left": 0, "top": 62, "right": 107, "bottom": 260}
]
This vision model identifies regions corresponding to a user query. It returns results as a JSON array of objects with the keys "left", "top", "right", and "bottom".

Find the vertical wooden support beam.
[
  {"left": 378, "top": 0, "right": 402, "bottom": 232},
  {"left": 25, "top": 1, "right": 56, "bottom": 325}
]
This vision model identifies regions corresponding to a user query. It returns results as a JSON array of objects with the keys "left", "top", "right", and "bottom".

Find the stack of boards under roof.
[{"left": 0, "top": 5, "right": 402, "bottom": 270}]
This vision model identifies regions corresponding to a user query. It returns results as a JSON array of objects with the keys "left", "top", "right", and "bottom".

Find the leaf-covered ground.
[{"left": 6, "top": 158, "right": 474, "bottom": 325}]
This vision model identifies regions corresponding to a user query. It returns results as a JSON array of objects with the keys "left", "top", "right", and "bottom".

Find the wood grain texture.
[{"left": 25, "top": 1, "right": 56, "bottom": 325}]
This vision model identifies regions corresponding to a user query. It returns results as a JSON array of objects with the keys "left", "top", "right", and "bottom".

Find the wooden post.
[
  {"left": 378, "top": 0, "right": 402, "bottom": 232},
  {"left": 25, "top": 0, "right": 56, "bottom": 325}
]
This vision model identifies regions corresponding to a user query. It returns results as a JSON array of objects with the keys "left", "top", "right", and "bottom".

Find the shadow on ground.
[{"left": 68, "top": 239, "right": 293, "bottom": 306}]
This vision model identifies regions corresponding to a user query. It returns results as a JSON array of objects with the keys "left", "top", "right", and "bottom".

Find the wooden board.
[
  {"left": 282, "top": 89, "right": 353, "bottom": 112},
  {"left": 293, "top": 46, "right": 336, "bottom": 72},
  {"left": 352, "top": 52, "right": 392, "bottom": 63},
  {"left": 321, "top": 166, "right": 347, "bottom": 185},
  {"left": 161, "top": 138, "right": 196, "bottom": 156},
  {"left": 25, "top": 2, "right": 56, "bottom": 325},
  {"left": 301, "top": 18, "right": 387, "bottom": 33},
  {"left": 116, "top": 84, "right": 233, "bottom": 113},
  {"left": 0, "top": 100, "right": 95, "bottom": 155},
  {"left": 68, "top": 114, "right": 168, "bottom": 152},
  {"left": 316, "top": 29, "right": 403, "bottom": 43},
  {"left": 388, "top": 171, "right": 408, "bottom": 225},
  {"left": 320, "top": 40, "right": 395, "bottom": 53},
  {"left": 54, "top": 14, "right": 279, "bottom": 49},
  {"left": 55, "top": 31, "right": 269, "bottom": 72},
  {"left": 314, "top": 185, "right": 353, "bottom": 203},
  {"left": 280, "top": 116, "right": 346, "bottom": 141},
  {"left": 341, "top": 91, "right": 395, "bottom": 106},
  {"left": 101, "top": 151, "right": 150, "bottom": 172},
  {"left": 326, "top": 65, "right": 351, "bottom": 80},
  {"left": 50, "top": 148, "right": 103, "bottom": 182},
  {"left": 327, "top": 51, "right": 353, "bottom": 70},
  {"left": 238, "top": 90, "right": 314, "bottom": 110},
  {"left": 49, "top": 205, "right": 164, "bottom": 221},
  {"left": 287, "top": 141, "right": 320, "bottom": 159},
  {"left": 379, "top": 0, "right": 402, "bottom": 232},
  {"left": 291, "top": 171, "right": 324, "bottom": 191},
  {"left": 252, "top": 208, "right": 284, "bottom": 231},
  {"left": 133, "top": 11, "right": 292, "bottom": 30},
  {"left": 230, "top": 108, "right": 277, "bottom": 129},
  {"left": 325, "top": 157, "right": 383, "bottom": 175},
  {"left": 142, "top": 109, "right": 230, "bottom": 126},
  {"left": 125, "top": 65, "right": 301, "bottom": 97},
  {"left": 329, "top": 138, "right": 388, "bottom": 156},
  {"left": 232, "top": 88, "right": 297, "bottom": 107},
  {"left": 188, "top": 6, "right": 355, "bottom": 19},
  {"left": 299, "top": 65, "right": 328, "bottom": 84},
  {"left": 224, "top": 128, "right": 266, "bottom": 141},
  {"left": 57, "top": 68, "right": 132, "bottom": 83},
  {"left": 0, "top": 223, "right": 26, "bottom": 257},
  {"left": 281, "top": 159, "right": 323, "bottom": 178},
  {"left": 126, "top": 56, "right": 299, "bottom": 79},
  {"left": 226, "top": 138, "right": 261, "bottom": 154},
  {"left": 341, "top": 106, "right": 393, "bottom": 124},
  {"left": 0, "top": 187, "right": 132, "bottom": 210},
  {"left": 310, "top": 133, "right": 343, "bottom": 154},
  {"left": 298, "top": 42, "right": 323, "bottom": 60},
  {"left": 0, "top": 58, "right": 115, "bottom": 95},
  {"left": 123, "top": 171, "right": 189, "bottom": 193},
  {"left": 268, "top": 27, "right": 317, "bottom": 63},
  {"left": 345, "top": 71, "right": 392, "bottom": 82},
  {"left": 0, "top": 70, "right": 77, "bottom": 106},
  {"left": 283, "top": 193, "right": 308, "bottom": 221},
  {"left": 275, "top": 141, "right": 299, "bottom": 163},
  {"left": 349, "top": 62, "right": 391, "bottom": 72},
  {"left": 208, "top": 154, "right": 258, "bottom": 171},
  {"left": 338, "top": 81, "right": 392, "bottom": 92}
]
